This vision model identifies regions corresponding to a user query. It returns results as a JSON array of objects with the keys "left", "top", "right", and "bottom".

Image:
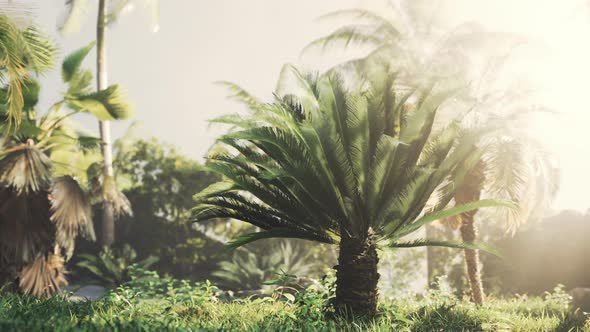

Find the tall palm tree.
[
  {"left": 305, "top": 3, "right": 556, "bottom": 305},
  {"left": 0, "top": 44, "right": 130, "bottom": 296},
  {"left": 444, "top": 114, "right": 558, "bottom": 304},
  {"left": 193, "top": 63, "right": 512, "bottom": 317},
  {"left": 59, "top": 0, "right": 158, "bottom": 246},
  {"left": 0, "top": 11, "right": 55, "bottom": 130}
]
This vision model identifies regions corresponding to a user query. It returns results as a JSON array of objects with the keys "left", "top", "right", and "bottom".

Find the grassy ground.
[{"left": 1, "top": 269, "right": 588, "bottom": 331}]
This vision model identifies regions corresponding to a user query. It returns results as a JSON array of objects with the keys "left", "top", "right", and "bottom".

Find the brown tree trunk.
[
  {"left": 460, "top": 218, "right": 485, "bottom": 305},
  {"left": 97, "top": 0, "right": 115, "bottom": 246},
  {"left": 455, "top": 160, "right": 485, "bottom": 305},
  {"left": 334, "top": 230, "right": 380, "bottom": 317},
  {"left": 425, "top": 224, "right": 436, "bottom": 287}
]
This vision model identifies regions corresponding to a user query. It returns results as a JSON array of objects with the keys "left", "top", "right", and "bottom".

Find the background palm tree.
[
  {"left": 0, "top": 43, "right": 130, "bottom": 296},
  {"left": 442, "top": 111, "right": 558, "bottom": 304},
  {"left": 58, "top": 0, "right": 158, "bottom": 246},
  {"left": 304, "top": 2, "right": 557, "bottom": 304},
  {"left": 193, "top": 62, "right": 512, "bottom": 317}
]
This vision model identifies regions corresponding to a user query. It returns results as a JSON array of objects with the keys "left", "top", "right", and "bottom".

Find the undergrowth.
[{"left": 0, "top": 267, "right": 588, "bottom": 331}]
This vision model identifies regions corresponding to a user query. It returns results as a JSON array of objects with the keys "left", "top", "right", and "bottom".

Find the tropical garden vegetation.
[{"left": 0, "top": 1, "right": 587, "bottom": 331}]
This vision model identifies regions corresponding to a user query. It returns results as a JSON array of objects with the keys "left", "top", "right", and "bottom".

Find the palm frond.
[
  {"left": 395, "top": 199, "right": 516, "bottom": 239},
  {"left": 49, "top": 176, "right": 94, "bottom": 259},
  {"left": 0, "top": 143, "right": 52, "bottom": 194},
  {"left": 389, "top": 239, "right": 502, "bottom": 257},
  {"left": 227, "top": 228, "right": 335, "bottom": 250},
  {"left": 62, "top": 41, "right": 95, "bottom": 83},
  {"left": 58, "top": 0, "right": 90, "bottom": 34},
  {"left": 18, "top": 249, "right": 67, "bottom": 297},
  {"left": 70, "top": 84, "right": 132, "bottom": 120}
]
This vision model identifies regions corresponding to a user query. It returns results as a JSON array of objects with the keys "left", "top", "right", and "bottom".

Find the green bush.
[
  {"left": 76, "top": 244, "right": 158, "bottom": 287},
  {"left": 213, "top": 239, "right": 335, "bottom": 291}
]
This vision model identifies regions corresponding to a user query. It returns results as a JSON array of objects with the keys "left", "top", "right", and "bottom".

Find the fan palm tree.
[
  {"left": 0, "top": 11, "right": 56, "bottom": 130},
  {"left": 58, "top": 0, "right": 158, "bottom": 246},
  {"left": 193, "top": 63, "right": 513, "bottom": 317},
  {"left": 305, "top": 2, "right": 556, "bottom": 305},
  {"left": 0, "top": 44, "right": 130, "bottom": 297}
]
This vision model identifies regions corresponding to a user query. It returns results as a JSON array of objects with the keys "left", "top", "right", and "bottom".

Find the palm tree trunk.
[
  {"left": 460, "top": 217, "right": 484, "bottom": 305},
  {"left": 334, "top": 229, "right": 380, "bottom": 317},
  {"left": 97, "top": 0, "right": 115, "bottom": 246},
  {"left": 425, "top": 224, "right": 436, "bottom": 287},
  {"left": 455, "top": 160, "right": 485, "bottom": 305}
]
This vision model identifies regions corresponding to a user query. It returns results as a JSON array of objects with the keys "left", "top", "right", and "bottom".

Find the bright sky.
[{"left": 34, "top": 0, "right": 590, "bottom": 213}]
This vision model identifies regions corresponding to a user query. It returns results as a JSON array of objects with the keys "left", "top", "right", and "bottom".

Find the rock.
[
  {"left": 570, "top": 287, "right": 590, "bottom": 312},
  {"left": 68, "top": 285, "right": 107, "bottom": 302}
]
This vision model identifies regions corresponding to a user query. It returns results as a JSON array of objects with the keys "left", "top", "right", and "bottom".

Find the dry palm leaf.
[
  {"left": 18, "top": 247, "right": 67, "bottom": 297},
  {"left": 49, "top": 176, "right": 94, "bottom": 258}
]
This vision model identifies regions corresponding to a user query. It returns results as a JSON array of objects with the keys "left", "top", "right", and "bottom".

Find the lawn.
[{"left": 1, "top": 269, "right": 587, "bottom": 332}]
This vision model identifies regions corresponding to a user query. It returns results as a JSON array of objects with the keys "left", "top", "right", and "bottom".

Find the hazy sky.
[{"left": 33, "top": 0, "right": 590, "bottom": 213}]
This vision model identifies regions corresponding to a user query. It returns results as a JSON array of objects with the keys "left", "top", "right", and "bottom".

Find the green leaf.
[
  {"left": 389, "top": 239, "right": 503, "bottom": 257},
  {"left": 62, "top": 41, "right": 96, "bottom": 83},
  {"left": 71, "top": 84, "right": 132, "bottom": 120},
  {"left": 226, "top": 228, "right": 334, "bottom": 250},
  {"left": 396, "top": 199, "right": 517, "bottom": 239}
]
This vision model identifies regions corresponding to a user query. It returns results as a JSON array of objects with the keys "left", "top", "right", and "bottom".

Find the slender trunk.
[
  {"left": 455, "top": 160, "right": 485, "bottom": 305},
  {"left": 425, "top": 224, "right": 436, "bottom": 287},
  {"left": 334, "top": 229, "right": 380, "bottom": 317},
  {"left": 97, "top": 0, "right": 115, "bottom": 246},
  {"left": 460, "top": 219, "right": 484, "bottom": 305}
]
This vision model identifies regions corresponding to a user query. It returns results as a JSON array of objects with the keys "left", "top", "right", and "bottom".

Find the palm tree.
[
  {"left": 0, "top": 12, "right": 55, "bottom": 130},
  {"left": 0, "top": 44, "right": 130, "bottom": 296},
  {"left": 444, "top": 114, "right": 558, "bottom": 304},
  {"left": 193, "top": 63, "right": 512, "bottom": 317},
  {"left": 59, "top": 0, "right": 158, "bottom": 246},
  {"left": 305, "top": 3, "right": 556, "bottom": 305}
]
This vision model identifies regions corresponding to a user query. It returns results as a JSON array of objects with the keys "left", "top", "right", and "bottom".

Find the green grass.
[{"left": 1, "top": 269, "right": 588, "bottom": 331}]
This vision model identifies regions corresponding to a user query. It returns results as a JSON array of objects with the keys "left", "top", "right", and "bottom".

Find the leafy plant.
[
  {"left": 193, "top": 62, "right": 513, "bottom": 316},
  {"left": 213, "top": 239, "right": 315, "bottom": 291},
  {"left": 76, "top": 244, "right": 158, "bottom": 287}
]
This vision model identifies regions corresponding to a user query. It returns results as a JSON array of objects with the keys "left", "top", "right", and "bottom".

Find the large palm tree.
[
  {"left": 193, "top": 63, "right": 512, "bottom": 317},
  {"left": 0, "top": 11, "right": 56, "bottom": 130},
  {"left": 59, "top": 0, "right": 158, "bottom": 246},
  {"left": 305, "top": 3, "right": 556, "bottom": 305},
  {"left": 0, "top": 44, "right": 130, "bottom": 296}
]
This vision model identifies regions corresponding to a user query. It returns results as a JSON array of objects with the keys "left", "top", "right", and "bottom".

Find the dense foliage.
[{"left": 113, "top": 137, "right": 223, "bottom": 278}]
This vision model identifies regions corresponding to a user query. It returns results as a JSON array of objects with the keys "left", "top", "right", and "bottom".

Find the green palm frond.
[
  {"left": 0, "top": 15, "right": 55, "bottom": 129},
  {"left": 394, "top": 199, "right": 516, "bottom": 239},
  {"left": 216, "top": 81, "right": 263, "bottom": 110},
  {"left": 389, "top": 239, "right": 502, "bottom": 257},
  {"left": 69, "top": 84, "right": 132, "bottom": 120},
  {"left": 62, "top": 41, "right": 95, "bottom": 83}
]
